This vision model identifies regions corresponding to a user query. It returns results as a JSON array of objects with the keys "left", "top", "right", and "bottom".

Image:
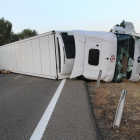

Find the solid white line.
[
  {"left": 13, "top": 75, "right": 23, "bottom": 79},
  {"left": 30, "top": 79, "right": 66, "bottom": 140}
]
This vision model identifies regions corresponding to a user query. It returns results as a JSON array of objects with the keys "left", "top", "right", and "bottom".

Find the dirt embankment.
[{"left": 87, "top": 79, "right": 140, "bottom": 140}]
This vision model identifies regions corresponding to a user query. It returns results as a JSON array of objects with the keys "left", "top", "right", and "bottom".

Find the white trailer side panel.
[
  {"left": 40, "top": 36, "right": 51, "bottom": 76},
  {"left": 11, "top": 45, "right": 17, "bottom": 71},
  {"left": 5, "top": 47, "right": 9, "bottom": 70},
  {"left": 2, "top": 47, "right": 5, "bottom": 69},
  {"left": 25, "top": 40, "right": 34, "bottom": 74},
  {"left": 5, "top": 47, "right": 8, "bottom": 70},
  {"left": 1, "top": 48, "right": 4, "bottom": 69},
  {"left": 32, "top": 38, "right": 42, "bottom": 75},
  {"left": 9, "top": 46, "right": 13, "bottom": 70},
  {"left": 15, "top": 43, "right": 22, "bottom": 72},
  {"left": 20, "top": 42, "right": 27, "bottom": 72},
  {"left": 7, "top": 46, "right": 12, "bottom": 70},
  {"left": 49, "top": 35, "right": 56, "bottom": 76},
  {"left": 4, "top": 47, "right": 7, "bottom": 69},
  {"left": 0, "top": 32, "right": 57, "bottom": 79},
  {"left": 0, "top": 49, "right": 2, "bottom": 69},
  {"left": 3, "top": 47, "right": 6, "bottom": 70}
]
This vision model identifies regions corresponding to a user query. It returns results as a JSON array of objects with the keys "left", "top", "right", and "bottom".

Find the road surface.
[{"left": 0, "top": 73, "right": 101, "bottom": 140}]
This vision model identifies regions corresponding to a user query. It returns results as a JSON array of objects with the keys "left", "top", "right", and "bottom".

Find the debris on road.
[{"left": 1, "top": 70, "right": 11, "bottom": 74}]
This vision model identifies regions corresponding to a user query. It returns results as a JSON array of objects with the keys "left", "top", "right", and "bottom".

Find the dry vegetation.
[{"left": 87, "top": 79, "right": 140, "bottom": 140}]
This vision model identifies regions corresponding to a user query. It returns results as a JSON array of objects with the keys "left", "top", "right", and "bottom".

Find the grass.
[
  {"left": 88, "top": 79, "right": 140, "bottom": 140},
  {"left": 92, "top": 87, "right": 109, "bottom": 106}
]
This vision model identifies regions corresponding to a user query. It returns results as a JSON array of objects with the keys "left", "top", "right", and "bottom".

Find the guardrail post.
[
  {"left": 113, "top": 89, "right": 127, "bottom": 128},
  {"left": 96, "top": 70, "right": 102, "bottom": 88}
]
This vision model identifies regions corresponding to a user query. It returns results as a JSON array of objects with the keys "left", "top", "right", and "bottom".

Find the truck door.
[
  {"left": 82, "top": 37, "right": 101, "bottom": 80},
  {"left": 57, "top": 33, "right": 75, "bottom": 75}
]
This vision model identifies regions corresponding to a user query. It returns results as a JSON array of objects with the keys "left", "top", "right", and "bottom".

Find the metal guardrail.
[
  {"left": 96, "top": 70, "right": 102, "bottom": 88},
  {"left": 113, "top": 89, "right": 127, "bottom": 128}
]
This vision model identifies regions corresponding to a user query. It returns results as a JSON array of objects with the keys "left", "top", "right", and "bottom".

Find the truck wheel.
[{"left": 76, "top": 75, "right": 90, "bottom": 81}]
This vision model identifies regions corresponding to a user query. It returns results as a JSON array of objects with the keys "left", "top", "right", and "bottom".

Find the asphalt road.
[
  {"left": 0, "top": 73, "right": 61, "bottom": 140},
  {"left": 0, "top": 73, "right": 100, "bottom": 140},
  {"left": 43, "top": 79, "right": 98, "bottom": 140}
]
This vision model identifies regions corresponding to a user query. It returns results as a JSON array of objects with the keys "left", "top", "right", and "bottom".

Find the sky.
[{"left": 1, "top": 0, "right": 140, "bottom": 34}]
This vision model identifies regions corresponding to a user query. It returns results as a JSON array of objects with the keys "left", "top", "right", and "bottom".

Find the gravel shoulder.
[{"left": 87, "top": 79, "right": 140, "bottom": 140}]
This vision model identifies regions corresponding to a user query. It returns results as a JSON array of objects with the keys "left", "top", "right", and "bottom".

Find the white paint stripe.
[
  {"left": 30, "top": 79, "right": 66, "bottom": 140},
  {"left": 14, "top": 75, "right": 23, "bottom": 79}
]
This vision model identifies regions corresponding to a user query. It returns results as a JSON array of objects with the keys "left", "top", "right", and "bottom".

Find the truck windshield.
[
  {"left": 112, "top": 34, "right": 134, "bottom": 82},
  {"left": 61, "top": 35, "right": 75, "bottom": 59}
]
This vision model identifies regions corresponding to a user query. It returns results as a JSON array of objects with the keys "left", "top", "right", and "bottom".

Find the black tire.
[{"left": 76, "top": 75, "right": 91, "bottom": 81}]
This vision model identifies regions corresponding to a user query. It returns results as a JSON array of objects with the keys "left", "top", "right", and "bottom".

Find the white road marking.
[
  {"left": 30, "top": 79, "right": 66, "bottom": 140},
  {"left": 13, "top": 75, "right": 23, "bottom": 79}
]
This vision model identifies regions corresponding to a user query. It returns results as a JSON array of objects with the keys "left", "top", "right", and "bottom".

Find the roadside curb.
[{"left": 85, "top": 81, "right": 104, "bottom": 140}]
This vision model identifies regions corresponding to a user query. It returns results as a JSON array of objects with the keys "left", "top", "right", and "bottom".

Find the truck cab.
[
  {"left": 69, "top": 30, "right": 117, "bottom": 82},
  {"left": 70, "top": 30, "right": 140, "bottom": 82},
  {"left": 54, "top": 24, "right": 140, "bottom": 82}
]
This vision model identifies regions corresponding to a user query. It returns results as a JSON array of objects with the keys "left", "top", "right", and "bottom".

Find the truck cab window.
[{"left": 88, "top": 49, "right": 100, "bottom": 66}]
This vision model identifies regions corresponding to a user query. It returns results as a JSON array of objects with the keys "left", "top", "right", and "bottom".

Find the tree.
[
  {"left": 18, "top": 29, "right": 38, "bottom": 40},
  {"left": 109, "top": 20, "right": 126, "bottom": 32},
  {"left": 115, "top": 24, "right": 120, "bottom": 26},
  {"left": 120, "top": 20, "right": 125, "bottom": 28},
  {"left": 10, "top": 32, "right": 20, "bottom": 43},
  {"left": 0, "top": 17, "right": 12, "bottom": 46},
  {"left": 0, "top": 17, "right": 38, "bottom": 45},
  {"left": 110, "top": 29, "right": 113, "bottom": 32}
]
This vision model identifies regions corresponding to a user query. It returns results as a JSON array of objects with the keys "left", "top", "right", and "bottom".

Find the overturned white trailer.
[
  {"left": 0, "top": 31, "right": 75, "bottom": 79},
  {"left": 0, "top": 24, "right": 140, "bottom": 82}
]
